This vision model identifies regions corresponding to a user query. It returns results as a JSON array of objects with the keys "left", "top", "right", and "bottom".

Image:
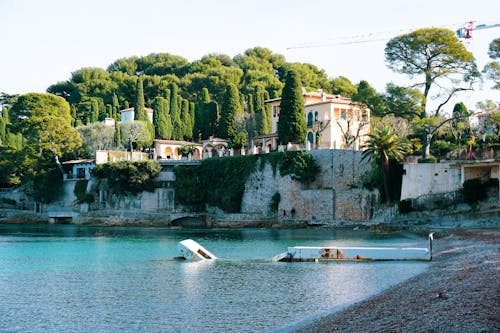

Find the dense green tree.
[
  {"left": 218, "top": 84, "right": 243, "bottom": 144},
  {"left": 9, "top": 93, "right": 82, "bottom": 175},
  {"left": 352, "top": 80, "right": 385, "bottom": 116},
  {"left": 383, "top": 83, "right": 423, "bottom": 120},
  {"left": 483, "top": 38, "right": 500, "bottom": 89},
  {"left": 385, "top": 27, "right": 479, "bottom": 158},
  {"left": 120, "top": 121, "right": 151, "bottom": 154},
  {"left": 280, "top": 63, "right": 330, "bottom": 91},
  {"left": 362, "top": 127, "right": 408, "bottom": 203},
  {"left": 233, "top": 47, "right": 284, "bottom": 97},
  {"left": 330, "top": 76, "right": 357, "bottom": 97},
  {"left": 449, "top": 102, "right": 470, "bottom": 142},
  {"left": 278, "top": 70, "right": 306, "bottom": 144},
  {"left": 77, "top": 122, "right": 115, "bottom": 155}
]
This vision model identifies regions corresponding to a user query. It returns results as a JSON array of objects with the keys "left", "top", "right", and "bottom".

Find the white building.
[
  {"left": 252, "top": 89, "right": 370, "bottom": 152},
  {"left": 120, "top": 107, "right": 154, "bottom": 123}
]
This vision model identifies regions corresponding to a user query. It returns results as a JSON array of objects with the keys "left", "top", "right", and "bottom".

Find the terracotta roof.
[{"left": 154, "top": 139, "right": 202, "bottom": 146}]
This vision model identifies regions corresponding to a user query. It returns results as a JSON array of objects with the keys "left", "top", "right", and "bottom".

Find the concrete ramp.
[{"left": 177, "top": 239, "right": 217, "bottom": 261}]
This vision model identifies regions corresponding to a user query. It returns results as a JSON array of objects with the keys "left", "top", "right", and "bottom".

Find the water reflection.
[{"left": 0, "top": 224, "right": 428, "bottom": 332}]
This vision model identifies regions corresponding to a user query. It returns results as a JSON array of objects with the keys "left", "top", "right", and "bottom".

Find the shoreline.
[{"left": 285, "top": 228, "right": 499, "bottom": 333}]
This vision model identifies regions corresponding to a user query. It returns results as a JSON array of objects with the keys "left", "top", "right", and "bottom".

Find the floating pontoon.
[{"left": 272, "top": 233, "right": 434, "bottom": 262}]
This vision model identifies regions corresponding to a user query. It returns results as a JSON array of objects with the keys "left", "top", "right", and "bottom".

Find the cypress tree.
[
  {"left": 106, "top": 104, "right": 113, "bottom": 118},
  {"left": 112, "top": 93, "right": 120, "bottom": 112},
  {"left": 123, "top": 101, "right": 129, "bottom": 109},
  {"left": 195, "top": 88, "right": 211, "bottom": 140},
  {"left": 135, "top": 77, "right": 145, "bottom": 120},
  {"left": 218, "top": 84, "right": 242, "bottom": 142},
  {"left": 181, "top": 99, "right": 192, "bottom": 140},
  {"left": 263, "top": 90, "right": 272, "bottom": 135},
  {"left": 90, "top": 99, "right": 99, "bottom": 123},
  {"left": 169, "top": 83, "right": 183, "bottom": 140},
  {"left": 0, "top": 107, "right": 8, "bottom": 144},
  {"left": 278, "top": 70, "right": 306, "bottom": 144},
  {"left": 98, "top": 99, "right": 106, "bottom": 121},
  {"left": 208, "top": 101, "right": 218, "bottom": 138},
  {"left": 113, "top": 121, "right": 121, "bottom": 148},
  {"left": 70, "top": 104, "right": 77, "bottom": 126},
  {"left": 153, "top": 97, "right": 171, "bottom": 139},
  {"left": 189, "top": 102, "right": 196, "bottom": 133},
  {"left": 247, "top": 93, "right": 256, "bottom": 139},
  {"left": 0, "top": 116, "right": 5, "bottom": 145}
]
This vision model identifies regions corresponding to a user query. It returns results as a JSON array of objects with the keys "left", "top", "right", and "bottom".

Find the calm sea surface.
[{"left": 0, "top": 224, "right": 428, "bottom": 332}]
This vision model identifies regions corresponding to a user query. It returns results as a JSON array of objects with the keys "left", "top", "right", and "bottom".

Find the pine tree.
[
  {"left": 135, "top": 77, "right": 145, "bottom": 120},
  {"left": 218, "top": 84, "right": 243, "bottom": 143},
  {"left": 278, "top": 70, "right": 306, "bottom": 144},
  {"left": 113, "top": 121, "right": 121, "bottom": 148},
  {"left": 169, "top": 83, "right": 183, "bottom": 140}
]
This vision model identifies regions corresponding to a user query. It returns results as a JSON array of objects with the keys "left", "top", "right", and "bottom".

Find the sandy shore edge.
[{"left": 284, "top": 229, "right": 499, "bottom": 333}]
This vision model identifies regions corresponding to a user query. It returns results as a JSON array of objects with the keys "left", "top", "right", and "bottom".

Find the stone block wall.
[
  {"left": 401, "top": 163, "right": 462, "bottom": 200},
  {"left": 240, "top": 149, "right": 376, "bottom": 224}
]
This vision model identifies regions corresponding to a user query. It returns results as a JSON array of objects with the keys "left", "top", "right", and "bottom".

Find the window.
[
  {"left": 307, "top": 132, "right": 314, "bottom": 144},
  {"left": 273, "top": 105, "right": 280, "bottom": 117},
  {"left": 341, "top": 109, "right": 346, "bottom": 120},
  {"left": 314, "top": 112, "right": 318, "bottom": 122},
  {"left": 307, "top": 112, "right": 313, "bottom": 126}
]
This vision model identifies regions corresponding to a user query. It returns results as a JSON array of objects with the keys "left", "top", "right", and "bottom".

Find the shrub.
[
  {"left": 2, "top": 198, "right": 16, "bottom": 205},
  {"left": 418, "top": 157, "right": 439, "bottom": 163},
  {"left": 74, "top": 180, "right": 93, "bottom": 203},
  {"left": 279, "top": 151, "right": 320, "bottom": 184},
  {"left": 92, "top": 160, "right": 161, "bottom": 195},
  {"left": 269, "top": 192, "right": 281, "bottom": 212},
  {"left": 398, "top": 199, "right": 413, "bottom": 214}
]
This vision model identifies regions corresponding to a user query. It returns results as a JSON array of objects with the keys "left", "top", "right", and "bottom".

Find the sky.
[{"left": 1, "top": 0, "right": 499, "bottom": 112}]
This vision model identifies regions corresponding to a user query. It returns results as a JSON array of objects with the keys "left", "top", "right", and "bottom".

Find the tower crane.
[{"left": 286, "top": 21, "right": 500, "bottom": 50}]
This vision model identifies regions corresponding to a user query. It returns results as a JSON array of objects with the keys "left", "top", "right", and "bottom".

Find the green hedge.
[{"left": 92, "top": 160, "right": 161, "bottom": 195}]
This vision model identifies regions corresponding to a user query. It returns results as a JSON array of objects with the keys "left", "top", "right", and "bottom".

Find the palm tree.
[{"left": 362, "top": 127, "right": 408, "bottom": 203}]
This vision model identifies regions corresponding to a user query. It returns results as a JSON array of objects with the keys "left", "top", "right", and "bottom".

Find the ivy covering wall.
[{"left": 175, "top": 151, "right": 320, "bottom": 213}]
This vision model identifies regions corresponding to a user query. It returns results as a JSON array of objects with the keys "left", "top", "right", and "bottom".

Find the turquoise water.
[{"left": 0, "top": 224, "right": 428, "bottom": 332}]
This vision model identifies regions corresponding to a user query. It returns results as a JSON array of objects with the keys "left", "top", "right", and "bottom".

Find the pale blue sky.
[{"left": 1, "top": 0, "right": 499, "bottom": 111}]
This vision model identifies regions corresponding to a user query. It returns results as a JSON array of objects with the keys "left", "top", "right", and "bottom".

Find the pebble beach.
[{"left": 289, "top": 228, "right": 499, "bottom": 332}]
